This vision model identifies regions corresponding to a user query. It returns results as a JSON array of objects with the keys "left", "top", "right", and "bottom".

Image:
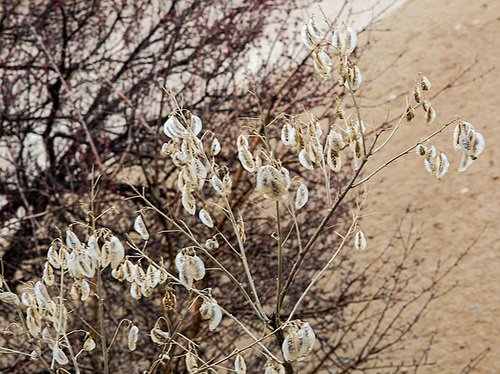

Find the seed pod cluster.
[
  {"left": 237, "top": 134, "right": 257, "bottom": 172},
  {"left": 282, "top": 320, "right": 316, "bottom": 362},
  {"left": 199, "top": 296, "right": 223, "bottom": 331},
  {"left": 256, "top": 164, "right": 290, "bottom": 201},
  {"left": 175, "top": 250, "right": 205, "bottom": 289},
  {"left": 417, "top": 144, "right": 450, "bottom": 180},
  {"left": 453, "top": 121, "right": 485, "bottom": 172}
]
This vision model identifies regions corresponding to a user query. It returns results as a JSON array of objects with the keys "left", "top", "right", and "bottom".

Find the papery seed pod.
[
  {"left": 309, "top": 138, "right": 323, "bottom": 163},
  {"left": 135, "top": 265, "right": 147, "bottom": 287},
  {"left": 211, "top": 175, "right": 226, "bottom": 196},
  {"left": 210, "top": 137, "right": 221, "bottom": 156},
  {"left": 281, "top": 167, "right": 291, "bottom": 190},
  {"left": 422, "top": 98, "right": 431, "bottom": 112},
  {"left": 345, "top": 26, "right": 357, "bottom": 55},
  {"left": 27, "top": 312, "right": 41, "bottom": 337},
  {"left": 128, "top": 325, "right": 139, "bottom": 351},
  {"left": 413, "top": 86, "right": 422, "bottom": 103},
  {"left": 70, "top": 281, "right": 80, "bottom": 300},
  {"left": 199, "top": 209, "right": 214, "bottom": 228},
  {"left": 298, "top": 149, "right": 314, "bottom": 170},
  {"left": 349, "top": 65, "right": 362, "bottom": 92},
  {"left": 53, "top": 344, "right": 69, "bottom": 365},
  {"left": 164, "top": 115, "right": 188, "bottom": 138},
  {"left": 237, "top": 134, "right": 249, "bottom": 149},
  {"left": 458, "top": 153, "right": 474, "bottom": 172},
  {"left": 295, "top": 183, "right": 309, "bottom": 210},
  {"left": 181, "top": 186, "right": 196, "bottom": 215},
  {"left": 307, "top": 18, "right": 324, "bottom": 39},
  {"left": 47, "top": 246, "right": 62, "bottom": 269},
  {"left": 425, "top": 106, "right": 436, "bottom": 126},
  {"left": 186, "top": 351, "right": 198, "bottom": 372},
  {"left": 100, "top": 241, "right": 112, "bottom": 269},
  {"left": 146, "top": 264, "right": 159, "bottom": 288},
  {"left": 327, "top": 129, "right": 345, "bottom": 151},
  {"left": 336, "top": 104, "right": 346, "bottom": 119},
  {"left": 301, "top": 24, "right": 315, "bottom": 50},
  {"left": 223, "top": 173, "right": 232, "bottom": 192},
  {"left": 471, "top": 132, "right": 485, "bottom": 159},
  {"left": 192, "top": 158, "right": 208, "bottom": 190},
  {"left": 42, "top": 327, "right": 55, "bottom": 349},
  {"left": 83, "top": 336, "right": 96, "bottom": 352},
  {"left": 123, "top": 260, "right": 137, "bottom": 283},
  {"left": 200, "top": 298, "right": 223, "bottom": 331},
  {"left": 41, "top": 262, "right": 54, "bottom": 286},
  {"left": 406, "top": 100, "right": 415, "bottom": 122},
  {"left": 265, "top": 361, "right": 286, "bottom": 374},
  {"left": 0, "top": 292, "right": 20, "bottom": 306},
  {"left": 130, "top": 281, "right": 141, "bottom": 300},
  {"left": 313, "top": 52, "right": 332, "bottom": 79},
  {"left": 30, "top": 349, "right": 41, "bottom": 361},
  {"left": 281, "top": 122, "right": 297, "bottom": 147},
  {"left": 150, "top": 327, "right": 169, "bottom": 345},
  {"left": 191, "top": 115, "right": 202, "bottom": 136},
  {"left": 317, "top": 50, "right": 332, "bottom": 70},
  {"left": 134, "top": 215, "right": 149, "bottom": 240},
  {"left": 435, "top": 151, "right": 450, "bottom": 180},
  {"left": 326, "top": 148, "right": 342, "bottom": 172},
  {"left": 235, "top": 354, "right": 247, "bottom": 374},
  {"left": 66, "top": 230, "right": 81, "bottom": 250},
  {"left": 87, "top": 235, "right": 100, "bottom": 261},
  {"left": 415, "top": 144, "right": 428, "bottom": 156},
  {"left": 21, "top": 292, "right": 35, "bottom": 307},
  {"left": 354, "top": 230, "right": 366, "bottom": 251},
  {"left": 300, "top": 322, "right": 316, "bottom": 355},
  {"left": 172, "top": 150, "right": 188, "bottom": 167},
  {"left": 424, "top": 158, "right": 435, "bottom": 174},
  {"left": 421, "top": 75, "right": 431, "bottom": 91},
  {"left": 205, "top": 237, "right": 219, "bottom": 250},
  {"left": 141, "top": 283, "right": 152, "bottom": 297},
  {"left": 238, "top": 147, "right": 256, "bottom": 172},
  {"left": 256, "top": 165, "right": 290, "bottom": 200},
  {"left": 34, "top": 281, "right": 51, "bottom": 305},
  {"left": 190, "top": 255, "right": 206, "bottom": 281},
  {"left": 162, "top": 286, "right": 177, "bottom": 309},
  {"left": 109, "top": 236, "right": 125, "bottom": 269}
]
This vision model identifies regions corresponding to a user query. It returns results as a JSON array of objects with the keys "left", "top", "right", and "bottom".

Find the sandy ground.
[{"left": 348, "top": 0, "right": 500, "bottom": 372}]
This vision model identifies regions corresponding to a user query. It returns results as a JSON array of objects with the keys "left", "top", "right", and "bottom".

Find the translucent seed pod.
[
  {"left": 317, "top": 50, "right": 332, "bottom": 69},
  {"left": 237, "top": 134, "right": 249, "bottom": 149},
  {"left": 256, "top": 165, "right": 290, "bottom": 200},
  {"left": 435, "top": 151, "right": 450, "bottom": 180},
  {"left": 112, "top": 265, "right": 125, "bottom": 281},
  {"left": 422, "top": 98, "right": 431, "bottom": 112},
  {"left": 326, "top": 148, "right": 342, "bottom": 173},
  {"left": 349, "top": 65, "right": 362, "bottom": 92},
  {"left": 181, "top": 186, "right": 196, "bottom": 215},
  {"left": 354, "top": 230, "right": 366, "bottom": 251},
  {"left": 191, "top": 115, "right": 202, "bottom": 136},
  {"left": 164, "top": 115, "right": 188, "bottom": 138},
  {"left": 421, "top": 75, "right": 432, "bottom": 91},
  {"left": 190, "top": 255, "right": 206, "bottom": 281},
  {"left": 42, "top": 262, "right": 55, "bottom": 286},
  {"left": 298, "top": 149, "right": 314, "bottom": 170},
  {"left": 424, "top": 158, "right": 435, "bottom": 174},
  {"left": 307, "top": 17, "right": 324, "bottom": 40},
  {"left": 130, "top": 281, "right": 142, "bottom": 300},
  {"left": 109, "top": 236, "right": 125, "bottom": 270},
  {"left": 53, "top": 344, "right": 69, "bottom": 365},
  {"left": 425, "top": 106, "right": 436, "bottom": 126},
  {"left": 200, "top": 298, "right": 222, "bottom": 331},
  {"left": 83, "top": 336, "right": 96, "bottom": 352},
  {"left": 413, "top": 86, "right": 422, "bottom": 103},
  {"left": 191, "top": 158, "right": 208, "bottom": 190},
  {"left": 47, "top": 246, "right": 62, "bottom": 269},
  {"left": 301, "top": 24, "right": 315, "bottom": 50},
  {"left": 313, "top": 52, "right": 332, "bottom": 79},
  {"left": 87, "top": 235, "right": 100, "bottom": 261},
  {"left": 134, "top": 215, "right": 149, "bottom": 240},
  {"left": 211, "top": 175, "right": 226, "bottom": 196},
  {"left": 238, "top": 147, "right": 256, "bottom": 172},
  {"left": 345, "top": 26, "right": 358, "bottom": 55},
  {"left": 327, "top": 129, "right": 345, "bottom": 151},
  {"left": 66, "top": 230, "right": 81, "bottom": 250},
  {"left": 210, "top": 137, "right": 221, "bottom": 156},
  {"left": 27, "top": 309, "right": 41, "bottom": 337},
  {"left": 34, "top": 281, "right": 51, "bottom": 306},
  {"left": 186, "top": 351, "right": 198, "bottom": 372},
  {"left": 458, "top": 153, "right": 474, "bottom": 173},
  {"left": 471, "top": 132, "right": 485, "bottom": 160},
  {"left": 281, "top": 122, "right": 297, "bottom": 147},
  {"left": 223, "top": 173, "right": 233, "bottom": 192},
  {"left": 150, "top": 327, "right": 169, "bottom": 345},
  {"left": 416, "top": 144, "right": 428, "bottom": 156},
  {"left": 265, "top": 361, "right": 286, "bottom": 374},
  {"left": 0, "top": 292, "right": 20, "bottom": 306},
  {"left": 295, "top": 183, "right": 309, "bottom": 210},
  {"left": 205, "top": 237, "right": 219, "bottom": 250},
  {"left": 123, "top": 260, "right": 137, "bottom": 283},
  {"left": 235, "top": 354, "right": 247, "bottom": 374},
  {"left": 199, "top": 209, "right": 214, "bottom": 228},
  {"left": 140, "top": 283, "right": 152, "bottom": 298},
  {"left": 128, "top": 325, "right": 139, "bottom": 351}
]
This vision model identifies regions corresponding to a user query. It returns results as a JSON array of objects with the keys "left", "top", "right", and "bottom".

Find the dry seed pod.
[
  {"left": 199, "top": 209, "right": 214, "bottom": 228},
  {"left": 354, "top": 230, "right": 366, "bottom": 251},
  {"left": 186, "top": 351, "right": 198, "bottom": 372},
  {"left": 123, "top": 260, "right": 137, "bottom": 283},
  {"left": 238, "top": 147, "right": 256, "bottom": 172},
  {"left": 298, "top": 149, "right": 314, "bottom": 170},
  {"left": 130, "top": 281, "right": 142, "bottom": 300},
  {"left": 47, "top": 246, "right": 62, "bottom": 269},
  {"left": 422, "top": 98, "right": 431, "bottom": 112},
  {"left": 256, "top": 165, "right": 290, "bottom": 200},
  {"left": 313, "top": 52, "right": 332, "bottom": 79},
  {"left": 281, "top": 122, "right": 297, "bottom": 147},
  {"left": 134, "top": 215, "right": 149, "bottom": 240},
  {"left": 301, "top": 24, "right": 315, "bottom": 50},
  {"left": 200, "top": 297, "right": 223, "bottom": 331},
  {"left": 348, "top": 65, "right": 362, "bottom": 92},
  {"left": 327, "top": 129, "right": 345, "bottom": 151},
  {"left": 471, "top": 132, "right": 485, "bottom": 159},
  {"left": 265, "top": 361, "right": 286, "bottom": 374},
  {"left": 235, "top": 354, "right": 247, "bottom": 374},
  {"left": 181, "top": 186, "right": 196, "bottom": 215},
  {"left": 295, "top": 183, "right": 309, "bottom": 210},
  {"left": 307, "top": 17, "right": 324, "bottom": 39},
  {"left": 326, "top": 148, "right": 342, "bottom": 172},
  {"left": 425, "top": 106, "right": 436, "bottom": 126},
  {"left": 458, "top": 153, "right": 474, "bottom": 173},
  {"left": 210, "top": 137, "right": 221, "bottom": 156},
  {"left": 140, "top": 283, "right": 152, "bottom": 298},
  {"left": 237, "top": 134, "right": 249, "bottom": 149},
  {"left": 415, "top": 144, "right": 427, "bottom": 156},
  {"left": 282, "top": 321, "right": 316, "bottom": 362},
  {"left": 128, "top": 325, "right": 139, "bottom": 351},
  {"left": 191, "top": 115, "right": 202, "bottom": 136},
  {"left": 205, "top": 237, "right": 219, "bottom": 250},
  {"left": 83, "top": 336, "right": 96, "bottom": 352},
  {"left": 164, "top": 115, "right": 188, "bottom": 138},
  {"left": 87, "top": 235, "right": 100, "bottom": 261},
  {"left": 421, "top": 75, "right": 431, "bottom": 91},
  {"left": 405, "top": 100, "right": 415, "bottom": 122},
  {"left": 34, "top": 281, "right": 51, "bottom": 305},
  {"left": 336, "top": 104, "right": 346, "bottom": 119},
  {"left": 150, "top": 327, "right": 169, "bottom": 345},
  {"left": 0, "top": 292, "right": 20, "bottom": 306},
  {"left": 413, "top": 86, "right": 422, "bottom": 103},
  {"left": 211, "top": 175, "right": 226, "bottom": 196},
  {"left": 66, "top": 230, "right": 81, "bottom": 250},
  {"left": 112, "top": 265, "right": 125, "bottom": 281},
  {"left": 109, "top": 236, "right": 125, "bottom": 269},
  {"left": 435, "top": 151, "right": 450, "bottom": 180},
  {"left": 42, "top": 262, "right": 55, "bottom": 286},
  {"left": 53, "top": 344, "right": 69, "bottom": 365}
]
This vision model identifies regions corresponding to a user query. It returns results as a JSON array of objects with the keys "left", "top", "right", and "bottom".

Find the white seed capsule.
[
  {"left": 415, "top": 144, "right": 427, "bottom": 156},
  {"left": 256, "top": 165, "right": 290, "bottom": 200},
  {"left": 130, "top": 282, "right": 141, "bottom": 300},
  {"left": 301, "top": 24, "right": 315, "bottom": 50},
  {"left": 435, "top": 151, "right": 449, "bottom": 180},
  {"left": 200, "top": 297, "right": 223, "bottom": 331},
  {"left": 237, "top": 134, "right": 249, "bottom": 149},
  {"left": 211, "top": 175, "right": 226, "bottom": 196},
  {"left": 235, "top": 354, "right": 247, "bottom": 374},
  {"left": 87, "top": 235, "right": 100, "bottom": 261},
  {"left": 471, "top": 132, "right": 485, "bottom": 159},
  {"left": 186, "top": 351, "right": 198, "bottom": 372},
  {"left": 345, "top": 26, "right": 357, "bottom": 55},
  {"left": 191, "top": 115, "right": 202, "bottom": 136},
  {"left": 164, "top": 115, "right": 188, "bottom": 138},
  {"left": 128, "top": 325, "right": 139, "bottom": 351},
  {"left": 458, "top": 152, "right": 474, "bottom": 172},
  {"left": 181, "top": 186, "right": 196, "bottom": 215},
  {"left": 150, "top": 327, "right": 169, "bottom": 345},
  {"left": 422, "top": 98, "right": 431, "bottom": 112},
  {"left": 53, "top": 344, "right": 69, "bottom": 365},
  {"left": 425, "top": 106, "right": 436, "bottom": 126},
  {"left": 134, "top": 215, "right": 149, "bottom": 240},
  {"left": 42, "top": 262, "right": 54, "bottom": 286},
  {"left": 0, "top": 292, "right": 20, "bottom": 306},
  {"left": 307, "top": 18, "right": 324, "bottom": 39},
  {"left": 83, "top": 336, "right": 96, "bottom": 352},
  {"left": 199, "top": 209, "right": 214, "bottom": 228},
  {"left": 354, "top": 230, "right": 366, "bottom": 251},
  {"left": 66, "top": 230, "right": 81, "bottom": 250},
  {"left": 281, "top": 122, "right": 297, "bottom": 147},
  {"left": 413, "top": 86, "right": 422, "bottom": 103},
  {"left": 349, "top": 65, "right": 362, "bottom": 92},
  {"left": 210, "top": 138, "right": 221, "bottom": 156},
  {"left": 47, "top": 246, "right": 62, "bottom": 269},
  {"left": 295, "top": 183, "right": 309, "bottom": 210},
  {"left": 205, "top": 237, "right": 219, "bottom": 250},
  {"left": 298, "top": 149, "right": 314, "bottom": 170},
  {"left": 421, "top": 75, "right": 431, "bottom": 90},
  {"left": 34, "top": 281, "right": 51, "bottom": 306},
  {"left": 326, "top": 148, "right": 342, "bottom": 173},
  {"left": 238, "top": 147, "right": 256, "bottom": 172},
  {"left": 327, "top": 129, "right": 345, "bottom": 151}
]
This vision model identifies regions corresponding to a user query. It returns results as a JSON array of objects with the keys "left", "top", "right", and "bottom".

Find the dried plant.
[{"left": 0, "top": 1, "right": 489, "bottom": 374}]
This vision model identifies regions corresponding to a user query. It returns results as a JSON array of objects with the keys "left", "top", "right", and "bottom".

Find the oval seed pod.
[
  {"left": 42, "top": 262, "right": 55, "bottom": 286},
  {"left": 413, "top": 86, "right": 422, "bottom": 103},
  {"left": 47, "top": 246, "right": 62, "bottom": 269},
  {"left": 190, "top": 255, "right": 206, "bottom": 281},
  {"left": 130, "top": 281, "right": 142, "bottom": 300},
  {"left": 313, "top": 53, "right": 332, "bottom": 79},
  {"left": 406, "top": 100, "right": 415, "bottom": 122},
  {"left": 458, "top": 152, "right": 474, "bottom": 172},
  {"left": 298, "top": 149, "right": 314, "bottom": 170},
  {"left": 317, "top": 50, "right": 332, "bottom": 69},
  {"left": 211, "top": 175, "right": 226, "bottom": 196},
  {"left": 237, "top": 134, "right": 249, "bottom": 149},
  {"left": 181, "top": 186, "right": 196, "bottom": 215},
  {"left": 295, "top": 183, "right": 309, "bottom": 210},
  {"left": 0, "top": 292, "right": 20, "bottom": 306},
  {"left": 281, "top": 122, "right": 297, "bottom": 147},
  {"left": 326, "top": 148, "right": 342, "bottom": 173},
  {"left": 422, "top": 98, "right": 431, "bottom": 112},
  {"left": 425, "top": 106, "right": 436, "bottom": 126},
  {"left": 327, "top": 129, "right": 345, "bottom": 151},
  {"left": 199, "top": 209, "right": 214, "bottom": 228},
  {"left": 83, "top": 336, "right": 96, "bottom": 352},
  {"left": 345, "top": 26, "right": 357, "bottom": 55},
  {"left": 150, "top": 327, "right": 169, "bottom": 345},
  {"left": 34, "top": 281, "right": 51, "bottom": 306},
  {"left": 210, "top": 137, "right": 221, "bottom": 156},
  {"left": 109, "top": 236, "right": 125, "bottom": 269},
  {"left": 354, "top": 230, "right": 366, "bottom": 251},
  {"left": 435, "top": 151, "right": 449, "bottom": 180},
  {"left": 336, "top": 104, "right": 346, "bottom": 119},
  {"left": 238, "top": 147, "right": 256, "bottom": 172},
  {"left": 191, "top": 115, "right": 202, "bottom": 136},
  {"left": 265, "top": 361, "right": 286, "bottom": 374},
  {"left": 205, "top": 237, "right": 219, "bottom": 250},
  {"left": 415, "top": 144, "right": 427, "bottom": 156},
  {"left": 301, "top": 24, "right": 315, "bottom": 50},
  {"left": 471, "top": 132, "right": 485, "bottom": 159},
  {"left": 186, "top": 351, "right": 198, "bottom": 372},
  {"left": 256, "top": 165, "right": 289, "bottom": 200},
  {"left": 421, "top": 75, "right": 431, "bottom": 91},
  {"left": 87, "top": 235, "right": 100, "bottom": 261},
  {"left": 53, "top": 344, "right": 69, "bottom": 365},
  {"left": 128, "top": 325, "right": 139, "bottom": 351},
  {"left": 235, "top": 354, "right": 247, "bottom": 374},
  {"left": 66, "top": 230, "right": 81, "bottom": 250},
  {"left": 134, "top": 215, "right": 149, "bottom": 240},
  {"left": 164, "top": 115, "right": 188, "bottom": 138},
  {"left": 349, "top": 65, "right": 362, "bottom": 92},
  {"left": 307, "top": 18, "right": 324, "bottom": 39}
]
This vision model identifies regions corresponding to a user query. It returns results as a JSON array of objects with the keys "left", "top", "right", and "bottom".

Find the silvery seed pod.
[
  {"left": 112, "top": 265, "right": 125, "bottom": 282},
  {"left": 415, "top": 144, "right": 428, "bottom": 156},
  {"left": 42, "top": 262, "right": 54, "bottom": 286},
  {"left": 100, "top": 241, "right": 112, "bottom": 269},
  {"left": 205, "top": 237, "right": 219, "bottom": 250},
  {"left": 256, "top": 165, "right": 290, "bottom": 200},
  {"left": 87, "top": 235, "right": 100, "bottom": 261},
  {"left": 336, "top": 104, "right": 346, "bottom": 119},
  {"left": 172, "top": 150, "right": 188, "bottom": 167},
  {"left": 307, "top": 18, "right": 324, "bottom": 39},
  {"left": 210, "top": 137, "right": 221, "bottom": 156},
  {"left": 66, "top": 230, "right": 81, "bottom": 250},
  {"left": 421, "top": 75, "right": 431, "bottom": 91},
  {"left": 134, "top": 215, "right": 149, "bottom": 240},
  {"left": 223, "top": 173, "right": 233, "bottom": 193},
  {"left": 349, "top": 65, "right": 362, "bottom": 92},
  {"left": 186, "top": 351, "right": 198, "bottom": 372},
  {"left": 295, "top": 183, "right": 309, "bottom": 210},
  {"left": 310, "top": 137, "right": 323, "bottom": 163},
  {"left": 0, "top": 292, "right": 20, "bottom": 306},
  {"left": 424, "top": 158, "right": 435, "bottom": 174},
  {"left": 135, "top": 265, "right": 147, "bottom": 287},
  {"left": 265, "top": 361, "right": 286, "bottom": 374},
  {"left": 326, "top": 148, "right": 342, "bottom": 173},
  {"left": 235, "top": 354, "right": 247, "bottom": 374},
  {"left": 109, "top": 236, "right": 125, "bottom": 269},
  {"left": 301, "top": 24, "right": 315, "bottom": 50},
  {"left": 27, "top": 312, "right": 41, "bottom": 337},
  {"left": 425, "top": 106, "right": 436, "bottom": 126},
  {"left": 34, "top": 281, "right": 51, "bottom": 306},
  {"left": 281, "top": 122, "right": 297, "bottom": 147},
  {"left": 21, "top": 292, "right": 36, "bottom": 307},
  {"left": 406, "top": 101, "right": 415, "bottom": 122},
  {"left": 327, "top": 129, "right": 345, "bottom": 151},
  {"left": 422, "top": 98, "right": 431, "bottom": 112},
  {"left": 313, "top": 52, "right": 332, "bottom": 79},
  {"left": 128, "top": 325, "right": 139, "bottom": 351},
  {"left": 458, "top": 152, "right": 474, "bottom": 172},
  {"left": 345, "top": 26, "right": 357, "bottom": 55},
  {"left": 435, "top": 151, "right": 449, "bottom": 180},
  {"left": 53, "top": 344, "right": 69, "bottom": 365},
  {"left": 150, "top": 327, "right": 169, "bottom": 345},
  {"left": 199, "top": 209, "right": 214, "bottom": 228},
  {"left": 189, "top": 255, "right": 206, "bottom": 281},
  {"left": 211, "top": 175, "right": 226, "bottom": 196},
  {"left": 413, "top": 86, "right": 422, "bottom": 103},
  {"left": 298, "top": 149, "right": 314, "bottom": 170},
  {"left": 146, "top": 264, "right": 159, "bottom": 288},
  {"left": 354, "top": 230, "right": 366, "bottom": 251},
  {"left": 181, "top": 186, "right": 196, "bottom": 215},
  {"left": 238, "top": 147, "right": 256, "bottom": 172},
  {"left": 141, "top": 283, "right": 152, "bottom": 297},
  {"left": 191, "top": 115, "right": 202, "bottom": 136},
  {"left": 164, "top": 115, "right": 188, "bottom": 138},
  {"left": 317, "top": 50, "right": 332, "bottom": 70},
  {"left": 123, "top": 260, "right": 137, "bottom": 283},
  {"left": 83, "top": 336, "right": 96, "bottom": 352},
  {"left": 130, "top": 281, "right": 141, "bottom": 300},
  {"left": 237, "top": 134, "right": 249, "bottom": 149},
  {"left": 30, "top": 349, "right": 41, "bottom": 361},
  {"left": 471, "top": 132, "right": 485, "bottom": 159},
  {"left": 200, "top": 298, "right": 223, "bottom": 331}
]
